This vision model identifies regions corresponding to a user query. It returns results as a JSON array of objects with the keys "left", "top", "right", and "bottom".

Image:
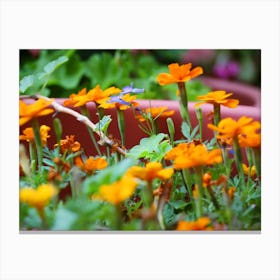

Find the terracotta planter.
[{"left": 20, "top": 78, "right": 261, "bottom": 156}]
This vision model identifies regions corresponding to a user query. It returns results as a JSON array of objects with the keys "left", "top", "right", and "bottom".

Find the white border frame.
[{"left": 1, "top": 0, "right": 280, "bottom": 279}]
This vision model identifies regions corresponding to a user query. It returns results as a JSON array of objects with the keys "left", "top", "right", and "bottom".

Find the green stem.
[
  {"left": 29, "top": 142, "right": 37, "bottom": 173},
  {"left": 117, "top": 109, "right": 125, "bottom": 147},
  {"left": 213, "top": 104, "right": 221, "bottom": 127},
  {"left": 193, "top": 166, "right": 204, "bottom": 218},
  {"left": 181, "top": 169, "right": 193, "bottom": 202},
  {"left": 195, "top": 107, "right": 203, "bottom": 142},
  {"left": 252, "top": 147, "right": 261, "bottom": 178},
  {"left": 233, "top": 138, "right": 245, "bottom": 187},
  {"left": 81, "top": 106, "right": 102, "bottom": 156},
  {"left": 207, "top": 186, "right": 220, "bottom": 210},
  {"left": 177, "top": 82, "right": 192, "bottom": 131},
  {"left": 32, "top": 119, "right": 43, "bottom": 169},
  {"left": 166, "top": 117, "right": 175, "bottom": 146}
]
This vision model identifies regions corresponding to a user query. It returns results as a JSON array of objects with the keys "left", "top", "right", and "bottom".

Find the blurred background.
[{"left": 19, "top": 49, "right": 261, "bottom": 101}]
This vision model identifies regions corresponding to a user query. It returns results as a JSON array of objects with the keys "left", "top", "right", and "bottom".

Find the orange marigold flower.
[
  {"left": 20, "top": 184, "right": 57, "bottom": 211},
  {"left": 238, "top": 121, "right": 261, "bottom": 148},
  {"left": 173, "top": 144, "right": 222, "bottom": 169},
  {"left": 19, "top": 125, "right": 51, "bottom": 146},
  {"left": 55, "top": 135, "right": 81, "bottom": 153},
  {"left": 208, "top": 116, "right": 259, "bottom": 140},
  {"left": 99, "top": 93, "right": 138, "bottom": 110},
  {"left": 75, "top": 156, "right": 108, "bottom": 173},
  {"left": 176, "top": 217, "right": 212, "bottom": 230},
  {"left": 135, "top": 106, "right": 175, "bottom": 122},
  {"left": 157, "top": 63, "right": 203, "bottom": 85},
  {"left": 97, "top": 175, "right": 138, "bottom": 205},
  {"left": 19, "top": 98, "right": 54, "bottom": 126},
  {"left": 195, "top": 90, "right": 239, "bottom": 108},
  {"left": 127, "top": 162, "right": 173, "bottom": 182},
  {"left": 164, "top": 142, "right": 195, "bottom": 161},
  {"left": 64, "top": 85, "right": 121, "bottom": 107}
]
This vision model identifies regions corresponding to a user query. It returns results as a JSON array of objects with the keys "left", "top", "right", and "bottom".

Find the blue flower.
[
  {"left": 107, "top": 95, "right": 131, "bottom": 105},
  {"left": 120, "top": 82, "right": 144, "bottom": 95}
]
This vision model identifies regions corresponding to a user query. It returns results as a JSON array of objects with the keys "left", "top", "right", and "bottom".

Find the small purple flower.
[
  {"left": 120, "top": 82, "right": 144, "bottom": 95},
  {"left": 107, "top": 95, "right": 131, "bottom": 105}
]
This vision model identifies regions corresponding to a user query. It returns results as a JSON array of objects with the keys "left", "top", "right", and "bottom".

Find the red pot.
[{"left": 19, "top": 78, "right": 261, "bottom": 157}]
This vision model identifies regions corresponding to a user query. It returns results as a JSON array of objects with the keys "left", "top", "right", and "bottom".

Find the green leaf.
[
  {"left": 19, "top": 75, "right": 34, "bottom": 93},
  {"left": 82, "top": 158, "right": 136, "bottom": 195},
  {"left": 43, "top": 55, "right": 69, "bottom": 75},
  {"left": 127, "top": 133, "right": 167, "bottom": 159},
  {"left": 52, "top": 207, "right": 78, "bottom": 230},
  {"left": 181, "top": 122, "right": 191, "bottom": 139},
  {"left": 94, "top": 115, "right": 112, "bottom": 134}
]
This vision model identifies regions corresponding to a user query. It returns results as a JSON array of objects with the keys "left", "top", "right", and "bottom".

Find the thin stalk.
[
  {"left": 181, "top": 169, "right": 192, "bottom": 202},
  {"left": 207, "top": 186, "right": 220, "bottom": 210},
  {"left": 213, "top": 104, "right": 221, "bottom": 126},
  {"left": 117, "top": 109, "right": 125, "bottom": 147},
  {"left": 252, "top": 147, "right": 261, "bottom": 178},
  {"left": 81, "top": 106, "right": 102, "bottom": 156},
  {"left": 177, "top": 82, "right": 192, "bottom": 131},
  {"left": 232, "top": 138, "right": 245, "bottom": 187},
  {"left": 29, "top": 142, "right": 37, "bottom": 173},
  {"left": 195, "top": 107, "right": 203, "bottom": 142},
  {"left": 193, "top": 166, "right": 204, "bottom": 218},
  {"left": 32, "top": 119, "right": 43, "bottom": 169}
]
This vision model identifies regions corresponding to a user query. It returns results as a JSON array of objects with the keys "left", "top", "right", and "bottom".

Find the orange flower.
[
  {"left": 208, "top": 116, "right": 259, "bottom": 140},
  {"left": 135, "top": 106, "right": 175, "bottom": 122},
  {"left": 97, "top": 175, "right": 138, "bottom": 205},
  {"left": 202, "top": 172, "right": 212, "bottom": 187},
  {"left": 157, "top": 63, "right": 203, "bottom": 85},
  {"left": 75, "top": 156, "right": 108, "bottom": 173},
  {"left": 238, "top": 121, "right": 261, "bottom": 148},
  {"left": 64, "top": 85, "right": 121, "bottom": 107},
  {"left": 99, "top": 93, "right": 138, "bottom": 110},
  {"left": 227, "top": 186, "right": 236, "bottom": 200},
  {"left": 127, "top": 162, "right": 173, "bottom": 182},
  {"left": 20, "top": 184, "right": 57, "bottom": 211},
  {"left": 19, "top": 125, "right": 51, "bottom": 145},
  {"left": 172, "top": 144, "right": 222, "bottom": 169},
  {"left": 19, "top": 98, "right": 54, "bottom": 126},
  {"left": 164, "top": 142, "right": 195, "bottom": 161},
  {"left": 195, "top": 90, "right": 239, "bottom": 108},
  {"left": 55, "top": 135, "right": 81, "bottom": 153},
  {"left": 176, "top": 217, "right": 212, "bottom": 230}
]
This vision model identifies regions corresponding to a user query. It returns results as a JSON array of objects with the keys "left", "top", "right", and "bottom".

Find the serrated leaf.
[
  {"left": 127, "top": 133, "right": 167, "bottom": 160},
  {"left": 43, "top": 55, "right": 69, "bottom": 75},
  {"left": 19, "top": 75, "right": 34, "bottom": 93}
]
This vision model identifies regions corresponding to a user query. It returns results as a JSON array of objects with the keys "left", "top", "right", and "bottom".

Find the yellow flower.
[
  {"left": 157, "top": 63, "right": 203, "bottom": 85},
  {"left": 127, "top": 162, "right": 173, "bottom": 182},
  {"left": 55, "top": 135, "right": 81, "bottom": 153},
  {"left": 63, "top": 85, "right": 121, "bottom": 107},
  {"left": 99, "top": 94, "right": 138, "bottom": 110},
  {"left": 176, "top": 217, "right": 212, "bottom": 230},
  {"left": 135, "top": 106, "right": 175, "bottom": 122},
  {"left": 19, "top": 98, "right": 54, "bottom": 126},
  {"left": 172, "top": 144, "right": 222, "bottom": 170},
  {"left": 75, "top": 156, "right": 108, "bottom": 174},
  {"left": 242, "top": 164, "right": 257, "bottom": 177},
  {"left": 98, "top": 175, "right": 138, "bottom": 205},
  {"left": 227, "top": 186, "right": 236, "bottom": 200},
  {"left": 20, "top": 184, "right": 57, "bottom": 211},
  {"left": 19, "top": 125, "right": 51, "bottom": 146},
  {"left": 195, "top": 90, "right": 239, "bottom": 108},
  {"left": 208, "top": 116, "right": 259, "bottom": 140}
]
